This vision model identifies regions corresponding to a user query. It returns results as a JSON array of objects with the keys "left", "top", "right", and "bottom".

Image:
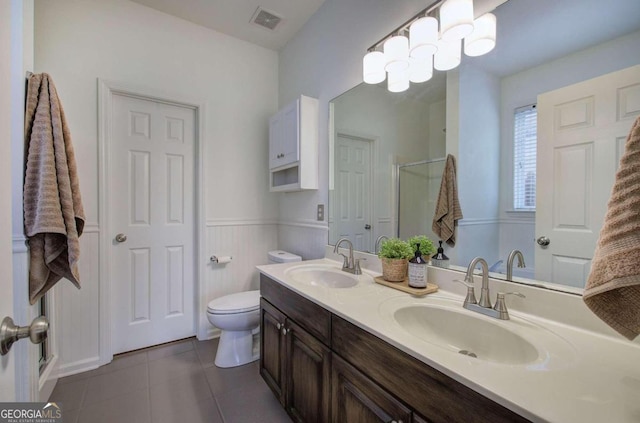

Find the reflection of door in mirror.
[
  {"left": 332, "top": 133, "right": 373, "bottom": 252},
  {"left": 536, "top": 64, "right": 640, "bottom": 288}
]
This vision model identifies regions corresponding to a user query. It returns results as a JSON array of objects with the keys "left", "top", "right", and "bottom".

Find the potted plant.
[
  {"left": 378, "top": 238, "right": 413, "bottom": 282},
  {"left": 407, "top": 235, "right": 436, "bottom": 262}
]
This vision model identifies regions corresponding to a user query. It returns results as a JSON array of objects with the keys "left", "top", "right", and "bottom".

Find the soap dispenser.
[
  {"left": 408, "top": 243, "right": 428, "bottom": 288},
  {"left": 431, "top": 241, "right": 450, "bottom": 269}
]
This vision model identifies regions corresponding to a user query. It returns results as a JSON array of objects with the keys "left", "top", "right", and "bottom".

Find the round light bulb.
[
  {"left": 410, "top": 17, "right": 439, "bottom": 60},
  {"left": 388, "top": 70, "right": 410, "bottom": 93},
  {"left": 363, "top": 51, "right": 386, "bottom": 84},
  {"left": 434, "top": 39, "right": 461, "bottom": 71},
  {"left": 409, "top": 56, "right": 434, "bottom": 83},
  {"left": 384, "top": 35, "right": 410, "bottom": 73},
  {"left": 464, "top": 13, "right": 497, "bottom": 57},
  {"left": 440, "top": 0, "right": 474, "bottom": 42}
]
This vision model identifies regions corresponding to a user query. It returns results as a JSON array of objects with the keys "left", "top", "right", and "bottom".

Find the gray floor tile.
[
  {"left": 149, "top": 372, "right": 212, "bottom": 418},
  {"left": 204, "top": 360, "right": 261, "bottom": 395},
  {"left": 77, "top": 387, "right": 150, "bottom": 423},
  {"left": 49, "top": 379, "right": 87, "bottom": 411},
  {"left": 147, "top": 338, "right": 194, "bottom": 361},
  {"left": 215, "top": 378, "right": 291, "bottom": 423},
  {"left": 148, "top": 350, "right": 202, "bottom": 386},
  {"left": 193, "top": 338, "right": 219, "bottom": 368},
  {"left": 83, "top": 362, "right": 149, "bottom": 405},
  {"left": 61, "top": 408, "right": 79, "bottom": 423},
  {"left": 57, "top": 366, "right": 106, "bottom": 385},
  {"left": 152, "top": 395, "right": 222, "bottom": 423}
]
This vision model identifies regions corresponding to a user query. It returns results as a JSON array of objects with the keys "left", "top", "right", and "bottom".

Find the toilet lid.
[{"left": 207, "top": 290, "right": 260, "bottom": 314}]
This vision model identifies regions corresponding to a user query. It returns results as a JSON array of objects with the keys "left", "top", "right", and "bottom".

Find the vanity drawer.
[
  {"left": 331, "top": 315, "right": 530, "bottom": 423},
  {"left": 260, "top": 274, "right": 332, "bottom": 346}
]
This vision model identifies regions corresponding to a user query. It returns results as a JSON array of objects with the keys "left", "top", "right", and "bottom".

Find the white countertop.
[{"left": 257, "top": 257, "right": 640, "bottom": 423}]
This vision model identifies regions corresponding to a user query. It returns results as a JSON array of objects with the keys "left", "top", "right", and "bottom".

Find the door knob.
[
  {"left": 364, "top": 224, "right": 371, "bottom": 230},
  {"left": 1, "top": 316, "right": 49, "bottom": 356},
  {"left": 536, "top": 236, "right": 550, "bottom": 246},
  {"left": 115, "top": 233, "right": 127, "bottom": 243}
]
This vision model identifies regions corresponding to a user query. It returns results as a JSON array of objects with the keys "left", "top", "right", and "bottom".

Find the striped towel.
[
  {"left": 24, "top": 73, "right": 85, "bottom": 304},
  {"left": 432, "top": 154, "right": 463, "bottom": 247},
  {"left": 583, "top": 115, "right": 640, "bottom": 340}
]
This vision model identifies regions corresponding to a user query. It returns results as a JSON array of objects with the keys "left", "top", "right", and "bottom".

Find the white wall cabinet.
[{"left": 269, "top": 95, "right": 318, "bottom": 192}]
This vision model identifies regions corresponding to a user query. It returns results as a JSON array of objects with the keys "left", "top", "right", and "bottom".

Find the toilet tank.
[{"left": 268, "top": 250, "right": 302, "bottom": 264}]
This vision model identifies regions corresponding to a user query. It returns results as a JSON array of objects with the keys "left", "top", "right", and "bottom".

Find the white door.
[
  {"left": 536, "top": 65, "right": 640, "bottom": 288},
  {"left": 334, "top": 134, "right": 372, "bottom": 252},
  {"left": 111, "top": 94, "right": 195, "bottom": 354}
]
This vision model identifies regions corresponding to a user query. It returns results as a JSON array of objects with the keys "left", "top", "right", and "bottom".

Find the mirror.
[{"left": 329, "top": 0, "right": 640, "bottom": 293}]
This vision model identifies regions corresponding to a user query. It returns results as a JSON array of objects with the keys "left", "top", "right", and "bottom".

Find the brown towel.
[
  {"left": 24, "top": 73, "right": 85, "bottom": 305},
  {"left": 583, "top": 116, "right": 640, "bottom": 340},
  {"left": 432, "top": 154, "right": 463, "bottom": 246}
]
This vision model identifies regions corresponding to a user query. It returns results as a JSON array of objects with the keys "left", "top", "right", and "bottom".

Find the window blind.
[{"left": 513, "top": 104, "right": 537, "bottom": 210}]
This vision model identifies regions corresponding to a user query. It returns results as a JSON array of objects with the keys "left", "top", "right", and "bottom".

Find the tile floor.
[{"left": 49, "top": 337, "right": 292, "bottom": 423}]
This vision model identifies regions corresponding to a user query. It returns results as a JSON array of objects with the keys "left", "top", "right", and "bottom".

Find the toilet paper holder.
[{"left": 210, "top": 255, "right": 233, "bottom": 264}]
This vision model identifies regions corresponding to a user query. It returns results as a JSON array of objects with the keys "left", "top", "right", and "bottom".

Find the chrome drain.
[{"left": 458, "top": 349, "right": 478, "bottom": 358}]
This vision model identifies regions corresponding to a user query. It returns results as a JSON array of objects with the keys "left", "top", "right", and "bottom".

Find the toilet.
[{"left": 207, "top": 250, "right": 302, "bottom": 368}]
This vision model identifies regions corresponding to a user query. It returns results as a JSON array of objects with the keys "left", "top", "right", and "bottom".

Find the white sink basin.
[
  {"left": 394, "top": 305, "right": 538, "bottom": 365},
  {"left": 379, "top": 296, "right": 576, "bottom": 368},
  {"left": 285, "top": 264, "right": 359, "bottom": 288}
]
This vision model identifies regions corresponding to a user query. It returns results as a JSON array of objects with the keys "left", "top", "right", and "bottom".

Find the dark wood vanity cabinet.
[
  {"left": 332, "top": 354, "right": 412, "bottom": 423},
  {"left": 260, "top": 274, "right": 530, "bottom": 423},
  {"left": 260, "top": 275, "right": 331, "bottom": 423}
]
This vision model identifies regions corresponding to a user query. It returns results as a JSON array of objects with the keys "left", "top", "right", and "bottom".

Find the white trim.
[
  {"left": 457, "top": 218, "right": 500, "bottom": 226},
  {"left": 206, "top": 218, "right": 278, "bottom": 227},
  {"left": 498, "top": 218, "right": 535, "bottom": 225},
  {"left": 97, "top": 79, "right": 206, "bottom": 364},
  {"left": 12, "top": 236, "right": 27, "bottom": 253},
  {"left": 82, "top": 223, "right": 100, "bottom": 233},
  {"left": 278, "top": 220, "right": 329, "bottom": 230},
  {"left": 56, "top": 356, "right": 101, "bottom": 378},
  {"left": 38, "top": 354, "right": 57, "bottom": 401}
]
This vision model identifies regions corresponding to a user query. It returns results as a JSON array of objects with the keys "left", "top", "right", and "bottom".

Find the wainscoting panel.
[
  {"left": 200, "top": 222, "right": 278, "bottom": 339},
  {"left": 56, "top": 229, "right": 101, "bottom": 377},
  {"left": 277, "top": 222, "right": 328, "bottom": 260}
]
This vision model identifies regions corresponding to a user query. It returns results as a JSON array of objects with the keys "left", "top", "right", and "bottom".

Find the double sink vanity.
[{"left": 257, "top": 249, "right": 640, "bottom": 423}]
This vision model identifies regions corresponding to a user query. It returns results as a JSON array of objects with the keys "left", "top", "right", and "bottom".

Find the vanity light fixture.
[{"left": 362, "top": 0, "right": 497, "bottom": 93}]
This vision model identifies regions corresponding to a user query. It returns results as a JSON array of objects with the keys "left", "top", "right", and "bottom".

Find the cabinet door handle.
[
  {"left": 276, "top": 323, "right": 281, "bottom": 330},
  {"left": 281, "top": 327, "right": 288, "bottom": 336}
]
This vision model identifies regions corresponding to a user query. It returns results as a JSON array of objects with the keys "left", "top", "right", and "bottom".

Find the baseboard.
[
  {"left": 57, "top": 356, "right": 102, "bottom": 378},
  {"left": 198, "top": 326, "right": 221, "bottom": 341}
]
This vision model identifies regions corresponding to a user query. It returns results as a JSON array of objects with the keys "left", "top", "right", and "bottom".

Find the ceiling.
[{"left": 129, "top": 0, "right": 326, "bottom": 51}]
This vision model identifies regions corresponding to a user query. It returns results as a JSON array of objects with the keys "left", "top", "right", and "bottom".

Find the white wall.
[
  {"left": 447, "top": 64, "right": 501, "bottom": 267},
  {"left": 35, "top": 0, "right": 279, "bottom": 374},
  {"left": 497, "top": 29, "right": 640, "bottom": 277}
]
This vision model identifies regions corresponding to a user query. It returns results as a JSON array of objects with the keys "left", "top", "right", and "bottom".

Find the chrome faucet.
[
  {"left": 374, "top": 235, "right": 389, "bottom": 254},
  {"left": 506, "top": 249, "right": 526, "bottom": 281},
  {"left": 333, "top": 238, "right": 363, "bottom": 275},
  {"left": 454, "top": 256, "right": 525, "bottom": 320},
  {"left": 466, "top": 257, "right": 491, "bottom": 308}
]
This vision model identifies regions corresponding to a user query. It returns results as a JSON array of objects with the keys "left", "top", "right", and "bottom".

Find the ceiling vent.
[{"left": 251, "top": 7, "right": 282, "bottom": 31}]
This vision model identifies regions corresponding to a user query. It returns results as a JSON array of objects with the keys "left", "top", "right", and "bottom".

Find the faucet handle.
[
  {"left": 493, "top": 292, "right": 525, "bottom": 319},
  {"left": 453, "top": 280, "right": 478, "bottom": 306},
  {"left": 354, "top": 258, "right": 366, "bottom": 275}
]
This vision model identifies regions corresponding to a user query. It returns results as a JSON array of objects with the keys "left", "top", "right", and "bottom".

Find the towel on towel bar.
[
  {"left": 24, "top": 73, "right": 85, "bottom": 304},
  {"left": 583, "top": 115, "right": 640, "bottom": 340},
  {"left": 432, "top": 154, "right": 463, "bottom": 247}
]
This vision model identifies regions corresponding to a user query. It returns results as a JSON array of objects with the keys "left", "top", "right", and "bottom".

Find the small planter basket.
[{"left": 381, "top": 258, "right": 408, "bottom": 282}]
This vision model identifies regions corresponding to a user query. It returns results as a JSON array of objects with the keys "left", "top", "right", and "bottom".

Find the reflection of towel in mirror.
[
  {"left": 24, "top": 73, "right": 85, "bottom": 305},
  {"left": 583, "top": 115, "right": 640, "bottom": 340},
  {"left": 432, "top": 154, "right": 463, "bottom": 247}
]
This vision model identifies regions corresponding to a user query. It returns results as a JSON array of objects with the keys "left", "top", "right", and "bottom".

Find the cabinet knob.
[
  {"left": 276, "top": 323, "right": 281, "bottom": 330},
  {"left": 281, "top": 327, "right": 288, "bottom": 336}
]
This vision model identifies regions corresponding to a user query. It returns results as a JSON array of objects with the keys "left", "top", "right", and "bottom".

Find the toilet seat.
[{"left": 207, "top": 290, "right": 260, "bottom": 315}]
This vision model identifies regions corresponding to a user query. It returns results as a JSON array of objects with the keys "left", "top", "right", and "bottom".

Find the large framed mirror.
[{"left": 328, "top": 0, "right": 640, "bottom": 293}]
